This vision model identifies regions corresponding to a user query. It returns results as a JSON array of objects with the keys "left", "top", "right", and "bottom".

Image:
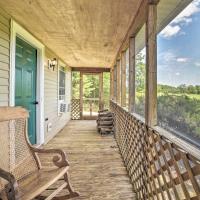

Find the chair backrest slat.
[
  {"left": 0, "top": 107, "right": 37, "bottom": 191},
  {"left": 0, "top": 107, "right": 29, "bottom": 122}
]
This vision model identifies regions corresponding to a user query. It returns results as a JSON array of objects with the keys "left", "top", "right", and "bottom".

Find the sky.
[{"left": 157, "top": 0, "right": 200, "bottom": 86}]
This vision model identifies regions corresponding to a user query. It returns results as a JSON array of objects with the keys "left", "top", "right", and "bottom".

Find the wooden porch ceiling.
[{"left": 0, "top": 0, "right": 142, "bottom": 68}]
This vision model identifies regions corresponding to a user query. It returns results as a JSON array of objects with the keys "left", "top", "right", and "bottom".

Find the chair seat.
[{"left": 18, "top": 166, "right": 69, "bottom": 200}]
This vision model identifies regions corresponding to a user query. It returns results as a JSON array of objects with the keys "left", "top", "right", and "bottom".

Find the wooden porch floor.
[{"left": 44, "top": 120, "right": 136, "bottom": 200}]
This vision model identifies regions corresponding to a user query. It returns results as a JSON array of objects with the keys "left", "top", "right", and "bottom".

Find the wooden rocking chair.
[{"left": 0, "top": 107, "right": 79, "bottom": 200}]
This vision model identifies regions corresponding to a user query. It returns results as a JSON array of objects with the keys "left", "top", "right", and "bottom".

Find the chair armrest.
[
  {"left": 0, "top": 168, "right": 19, "bottom": 200},
  {"left": 31, "top": 147, "right": 69, "bottom": 169}
]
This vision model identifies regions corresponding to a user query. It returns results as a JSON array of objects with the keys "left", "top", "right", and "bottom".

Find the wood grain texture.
[
  {"left": 145, "top": 4, "right": 157, "bottom": 126},
  {"left": 0, "top": 108, "right": 78, "bottom": 200},
  {"left": 116, "top": 60, "right": 121, "bottom": 104},
  {"left": 110, "top": 68, "right": 114, "bottom": 100},
  {"left": 72, "top": 67, "right": 110, "bottom": 73},
  {"left": 112, "top": 0, "right": 148, "bottom": 67},
  {"left": 113, "top": 64, "right": 117, "bottom": 102},
  {"left": 120, "top": 51, "right": 126, "bottom": 107},
  {"left": 0, "top": 107, "right": 28, "bottom": 121},
  {"left": 99, "top": 72, "right": 104, "bottom": 110},
  {"left": 44, "top": 120, "right": 136, "bottom": 200},
  {"left": 0, "top": 0, "right": 141, "bottom": 68},
  {"left": 79, "top": 72, "right": 83, "bottom": 119},
  {"left": 111, "top": 101, "right": 200, "bottom": 200},
  {"left": 128, "top": 37, "right": 135, "bottom": 113}
]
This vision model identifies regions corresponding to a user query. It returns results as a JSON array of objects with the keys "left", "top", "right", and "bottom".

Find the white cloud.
[
  {"left": 195, "top": 62, "right": 200, "bottom": 66},
  {"left": 176, "top": 57, "right": 189, "bottom": 63},
  {"left": 159, "top": 52, "right": 190, "bottom": 65},
  {"left": 172, "top": 1, "right": 200, "bottom": 25},
  {"left": 160, "top": 25, "right": 181, "bottom": 38},
  {"left": 160, "top": 0, "right": 200, "bottom": 38},
  {"left": 175, "top": 72, "right": 180, "bottom": 76},
  {"left": 160, "top": 52, "right": 176, "bottom": 62}
]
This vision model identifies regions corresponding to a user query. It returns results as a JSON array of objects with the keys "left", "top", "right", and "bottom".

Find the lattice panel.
[
  {"left": 111, "top": 101, "right": 200, "bottom": 200},
  {"left": 71, "top": 99, "right": 81, "bottom": 120}
]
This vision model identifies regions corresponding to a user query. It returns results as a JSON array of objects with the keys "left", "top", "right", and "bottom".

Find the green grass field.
[{"left": 158, "top": 92, "right": 200, "bottom": 100}]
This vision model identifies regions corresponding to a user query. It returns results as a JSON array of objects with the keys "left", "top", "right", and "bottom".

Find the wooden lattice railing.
[
  {"left": 110, "top": 101, "right": 200, "bottom": 200},
  {"left": 71, "top": 99, "right": 81, "bottom": 120}
]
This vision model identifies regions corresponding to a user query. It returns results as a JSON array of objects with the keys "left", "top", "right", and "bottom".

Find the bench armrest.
[
  {"left": 0, "top": 168, "right": 19, "bottom": 200},
  {"left": 31, "top": 147, "right": 69, "bottom": 169}
]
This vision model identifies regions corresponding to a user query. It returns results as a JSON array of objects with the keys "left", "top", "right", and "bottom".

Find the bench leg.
[
  {"left": 36, "top": 172, "right": 79, "bottom": 200},
  {"left": 64, "top": 172, "right": 79, "bottom": 198}
]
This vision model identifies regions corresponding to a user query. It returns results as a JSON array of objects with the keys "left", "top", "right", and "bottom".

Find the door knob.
[{"left": 32, "top": 101, "right": 39, "bottom": 105}]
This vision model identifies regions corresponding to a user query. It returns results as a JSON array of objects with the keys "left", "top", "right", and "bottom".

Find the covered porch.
[{"left": 0, "top": 0, "right": 200, "bottom": 199}]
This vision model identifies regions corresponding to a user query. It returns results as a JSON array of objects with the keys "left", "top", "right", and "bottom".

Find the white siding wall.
[
  {"left": 0, "top": 7, "right": 71, "bottom": 143},
  {"left": 0, "top": 8, "right": 10, "bottom": 106},
  {"left": 44, "top": 49, "right": 71, "bottom": 143}
]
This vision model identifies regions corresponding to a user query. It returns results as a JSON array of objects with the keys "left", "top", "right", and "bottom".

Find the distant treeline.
[{"left": 158, "top": 84, "right": 200, "bottom": 95}]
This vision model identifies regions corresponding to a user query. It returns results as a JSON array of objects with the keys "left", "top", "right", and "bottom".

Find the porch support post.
[
  {"left": 113, "top": 64, "right": 117, "bottom": 102},
  {"left": 121, "top": 51, "right": 126, "bottom": 107},
  {"left": 110, "top": 68, "right": 114, "bottom": 100},
  {"left": 129, "top": 37, "right": 135, "bottom": 113},
  {"left": 116, "top": 60, "right": 121, "bottom": 104},
  {"left": 145, "top": 0, "right": 158, "bottom": 126},
  {"left": 99, "top": 72, "right": 104, "bottom": 110},
  {"left": 80, "top": 72, "right": 83, "bottom": 119}
]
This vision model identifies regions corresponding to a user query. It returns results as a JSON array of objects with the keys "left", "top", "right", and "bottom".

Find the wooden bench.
[{"left": 0, "top": 107, "right": 79, "bottom": 200}]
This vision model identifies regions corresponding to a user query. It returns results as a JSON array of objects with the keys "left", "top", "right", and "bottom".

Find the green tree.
[
  {"left": 135, "top": 52, "right": 145, "bottom": 92},
  {"left": 72, "top": 72, "right": 80, "bottom": 99},
  {"left": 135, "top": 51, "right": 146, "bottom": 116}
]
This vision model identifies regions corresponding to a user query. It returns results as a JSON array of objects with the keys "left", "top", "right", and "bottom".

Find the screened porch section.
[
  {"left": 71, "top": 68, "right": 110, "bottom": 120},
  {"left": 1, "top": 0, "right": 200, "bottom": 199},
  {"left": 70, "top": 0, "right": 200, "bottom": 199}
]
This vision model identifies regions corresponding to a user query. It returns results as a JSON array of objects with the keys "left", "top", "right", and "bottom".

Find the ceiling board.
[{"left": 0, "top": 0, "right": 141, "bottom": 67}]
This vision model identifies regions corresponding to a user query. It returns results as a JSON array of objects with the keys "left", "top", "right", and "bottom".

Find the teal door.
[{"left": 15, "top": 37, "right": 37, "bottom": 144}]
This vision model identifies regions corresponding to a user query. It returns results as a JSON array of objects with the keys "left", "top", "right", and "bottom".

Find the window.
[
  {"left": 59, "top": 66, "right": 66, "bottom": 101},
  {"left": 157, "top": 0, "right": 200, "bottom": 146},
  {"left": 135, "top": 24, "right": 146, "bottom": 117}
]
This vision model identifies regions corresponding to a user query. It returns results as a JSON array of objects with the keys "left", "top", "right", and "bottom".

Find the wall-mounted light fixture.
[{"left": 48, "top": 58, "right": 57, "bottom": 71}]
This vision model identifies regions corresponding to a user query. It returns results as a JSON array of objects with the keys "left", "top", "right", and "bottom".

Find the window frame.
[{"left": 58, "top": 64, "right": 67, "bottom": 115}]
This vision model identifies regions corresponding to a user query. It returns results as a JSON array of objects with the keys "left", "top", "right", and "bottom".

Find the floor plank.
[{"left": 44, "top": 120, "right": 136, "bottom": 200}]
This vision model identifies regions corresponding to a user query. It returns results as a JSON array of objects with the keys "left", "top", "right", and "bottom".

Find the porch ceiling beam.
[
  {"left": 72, "top": 67, "right": 110, "bottom": 73},
  {"left": 111, "top": 0, "right": 148, "bottom": 67}
]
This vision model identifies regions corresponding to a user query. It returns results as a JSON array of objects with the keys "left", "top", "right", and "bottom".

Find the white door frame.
[{"left": 10, "top": 20, "right": 45, "bottom": 145}]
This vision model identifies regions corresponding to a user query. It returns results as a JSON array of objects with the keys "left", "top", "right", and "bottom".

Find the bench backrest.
[{"left": 0, "top": 107, "right": 38, "bottom": 191}]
